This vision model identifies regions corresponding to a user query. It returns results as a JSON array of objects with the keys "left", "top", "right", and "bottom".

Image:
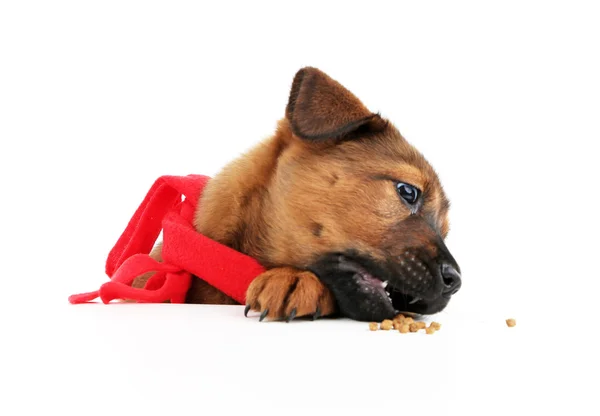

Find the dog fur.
[{"left": 134, "top": 67, "right": 461, "bottom": 322}]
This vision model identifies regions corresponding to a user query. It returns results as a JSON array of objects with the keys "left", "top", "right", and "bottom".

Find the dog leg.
[{"left": 245, "top": 267, "right": 336, "bottom": 322}]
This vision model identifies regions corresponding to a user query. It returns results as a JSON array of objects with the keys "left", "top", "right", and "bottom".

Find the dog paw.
[{"left": 244, "top": 267, "right": 336, "bottom": 322}]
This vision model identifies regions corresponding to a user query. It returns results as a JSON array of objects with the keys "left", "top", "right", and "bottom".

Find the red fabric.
[{"left": 68, "top": 174, "right": 266, "bottom": 305}]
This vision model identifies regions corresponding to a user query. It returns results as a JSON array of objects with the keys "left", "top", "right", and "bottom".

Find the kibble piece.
[
  {"left": 394, "top": 314, "right": 406, "bottom": 321},
  {"left": 393, "top": 316, "right": 405, "bottom": 327},
  {"left": 425, "top": 327, "right": 436, "bottom": 335},
  {"left": 393, "top": 320, "right": 403, "bottom": 330},
  {"left": 369, "top": 322, "right": 379, "bottom": 331},
  {"left": 416, "top": 321, "right": 427, "bottom": 330},
  {"left": 409, "top": 323, "right": 420, "bottom": 332},
  {"left": 506, "top": 318, "right": 516, "bottom": 327},
  {"left": 430, "top": 322, "right": 441, "bottom": 330},
  {"left": 404, "top": 317, "right": 414, "bottom": 324},
  {"left": 380, "top": 319, "right": 393, "bottom": 330},
  {"left": 399, "top": 324, "right": 410, "bottom": 333}
]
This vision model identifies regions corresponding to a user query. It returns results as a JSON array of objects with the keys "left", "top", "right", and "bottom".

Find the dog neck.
[{"left": 193, "top": 119, "right": 294, "bottom": 267}]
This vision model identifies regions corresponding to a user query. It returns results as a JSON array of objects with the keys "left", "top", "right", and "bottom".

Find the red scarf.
[{"left": 68, "top": 174, "right": 266, "bottom": 305}]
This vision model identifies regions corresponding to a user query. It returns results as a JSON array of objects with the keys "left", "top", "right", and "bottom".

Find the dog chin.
[
  {"left": 388, "top": 289, "right": 450, "bottom": 316},
  {"left": 358, "top": 277, "right": 450, "bottom": 320}
]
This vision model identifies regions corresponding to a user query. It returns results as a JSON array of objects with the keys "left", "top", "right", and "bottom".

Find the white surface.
[
  {"left": 6, "top": 304, "right": 596, "bottom": 415},
  {"left": 2, "top": 1, "right": 600, "bottom": 415}
]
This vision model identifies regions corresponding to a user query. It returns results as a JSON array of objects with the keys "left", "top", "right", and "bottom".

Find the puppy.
[{"left": 135, "top": 67, "right": 461, "bottom": 322}]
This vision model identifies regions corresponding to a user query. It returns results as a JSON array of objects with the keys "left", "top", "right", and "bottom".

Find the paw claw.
[
  {"left": 244, "top": 304, "right": 251, "bottom": 317},
  {"left": 312, "top": 306, "right": 321, "bottom": 321},
  {"left": 259, "top": 309, "right": 269, "bottom": 322},
  {"left": 286, "top": 308, "right": 297, "bottom": 323}
]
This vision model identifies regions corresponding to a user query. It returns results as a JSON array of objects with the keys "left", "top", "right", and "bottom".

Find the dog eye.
[{"left": 396, "top": 182, "right": 419, "bottom": 204}]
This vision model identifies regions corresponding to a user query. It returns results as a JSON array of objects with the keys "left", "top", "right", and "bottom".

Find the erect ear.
[{"left": 285, "top": 67, "right": 387, "bottom": 141}]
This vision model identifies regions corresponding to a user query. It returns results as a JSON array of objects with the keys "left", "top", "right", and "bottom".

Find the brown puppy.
[{"left": 136, "top": 67, "right": 461, "bottom": 322}]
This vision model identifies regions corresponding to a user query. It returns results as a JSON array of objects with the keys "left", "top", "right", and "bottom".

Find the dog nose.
[{"left": 441, "top": 263, "right": 461, "bottom": 296}]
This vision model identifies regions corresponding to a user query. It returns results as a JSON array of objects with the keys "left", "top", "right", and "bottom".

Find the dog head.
[{"left": 265, "top": 67, "right": 461, "bottom": 321}]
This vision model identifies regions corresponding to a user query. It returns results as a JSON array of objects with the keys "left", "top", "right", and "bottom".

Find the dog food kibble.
[
  {"left": 506, "top": 318, "right": 516, "bottom": 327},
  {"left": 409, "top": 323, "right": 420, "bottom": 332},
  {"left": 380, "top": 320, "right": 393, "bottom": 330},
  {"left": 369, "top": 317, "right": 441, "bottom": 335}
]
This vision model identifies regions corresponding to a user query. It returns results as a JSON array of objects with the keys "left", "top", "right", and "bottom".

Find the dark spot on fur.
[
  {"left": 239, "top": 193, "right": 252, "bottom": 210},
  {"left": 312, "top": 222, "right": 324, "bottom": 237},
  {"left": 329, "top": 173, "right": 339, "bottom": 185}
]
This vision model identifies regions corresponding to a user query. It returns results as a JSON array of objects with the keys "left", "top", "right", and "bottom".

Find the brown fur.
[{"left": 133, "top": 67, "right": 451, "bottom": 320}]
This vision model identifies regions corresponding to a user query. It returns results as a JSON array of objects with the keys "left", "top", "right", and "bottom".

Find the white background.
[{"left": 1, "top": 1, "right": 599, "bottom": 415}]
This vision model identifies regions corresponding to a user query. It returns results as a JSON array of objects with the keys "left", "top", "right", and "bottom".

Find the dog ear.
[{"left": 285, "top": 67, "right": 387, "bottom": 141}]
